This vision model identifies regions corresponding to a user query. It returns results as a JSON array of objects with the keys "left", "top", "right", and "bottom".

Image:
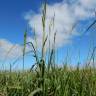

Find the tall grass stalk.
[{"left": 23, "top": 31, "right": 27, "bottom": 71}]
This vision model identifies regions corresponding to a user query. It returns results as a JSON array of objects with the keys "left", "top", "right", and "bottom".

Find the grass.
[
  {"left": 0, "top": 1, "right": 96, "bottom": 96},
  {"left": 0, "top": 66, "right": 96, "bottom": 96}
]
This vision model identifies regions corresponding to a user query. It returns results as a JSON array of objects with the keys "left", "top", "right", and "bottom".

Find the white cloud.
[
  {"left": 25, "top": 0, "right": 96, "bottom": 49},
  {"left": 0, "top": 39, "right": 23, "bottom": 60},
  {"left": 0, "top": 39, "right": 31, "bottom": 61},
  {"left": 79, "top": 0, "right": 96, "bottom": 9}
]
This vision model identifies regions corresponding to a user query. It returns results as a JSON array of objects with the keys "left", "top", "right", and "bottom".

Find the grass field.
[{"left": 0, "top": 65, "right": 96, "bottom": 96}]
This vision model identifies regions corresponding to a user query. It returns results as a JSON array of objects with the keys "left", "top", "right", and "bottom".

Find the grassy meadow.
[{"left": 0, "top": 1, "right": 96, "bottom": 96}]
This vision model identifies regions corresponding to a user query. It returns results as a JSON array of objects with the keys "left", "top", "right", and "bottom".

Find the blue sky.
[{"left": 0, "top": 0, "right": 96, "bottom": 70}]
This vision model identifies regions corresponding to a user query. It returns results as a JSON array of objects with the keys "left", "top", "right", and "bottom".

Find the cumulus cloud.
[
  {"left": 0, "top": 39, "right": 31, "bottom": 61},
  {"left": 0, "top": 39, "right": 31, "bottom": 60},
  {"left": 25, "top": 0, "right": 96, "bottom": 49},
  {"left": 0, "top": 39, "right": 23, "bottom": 60},
  {"left": 79, "top": 0, "right": 96, "bottom": 9}
]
